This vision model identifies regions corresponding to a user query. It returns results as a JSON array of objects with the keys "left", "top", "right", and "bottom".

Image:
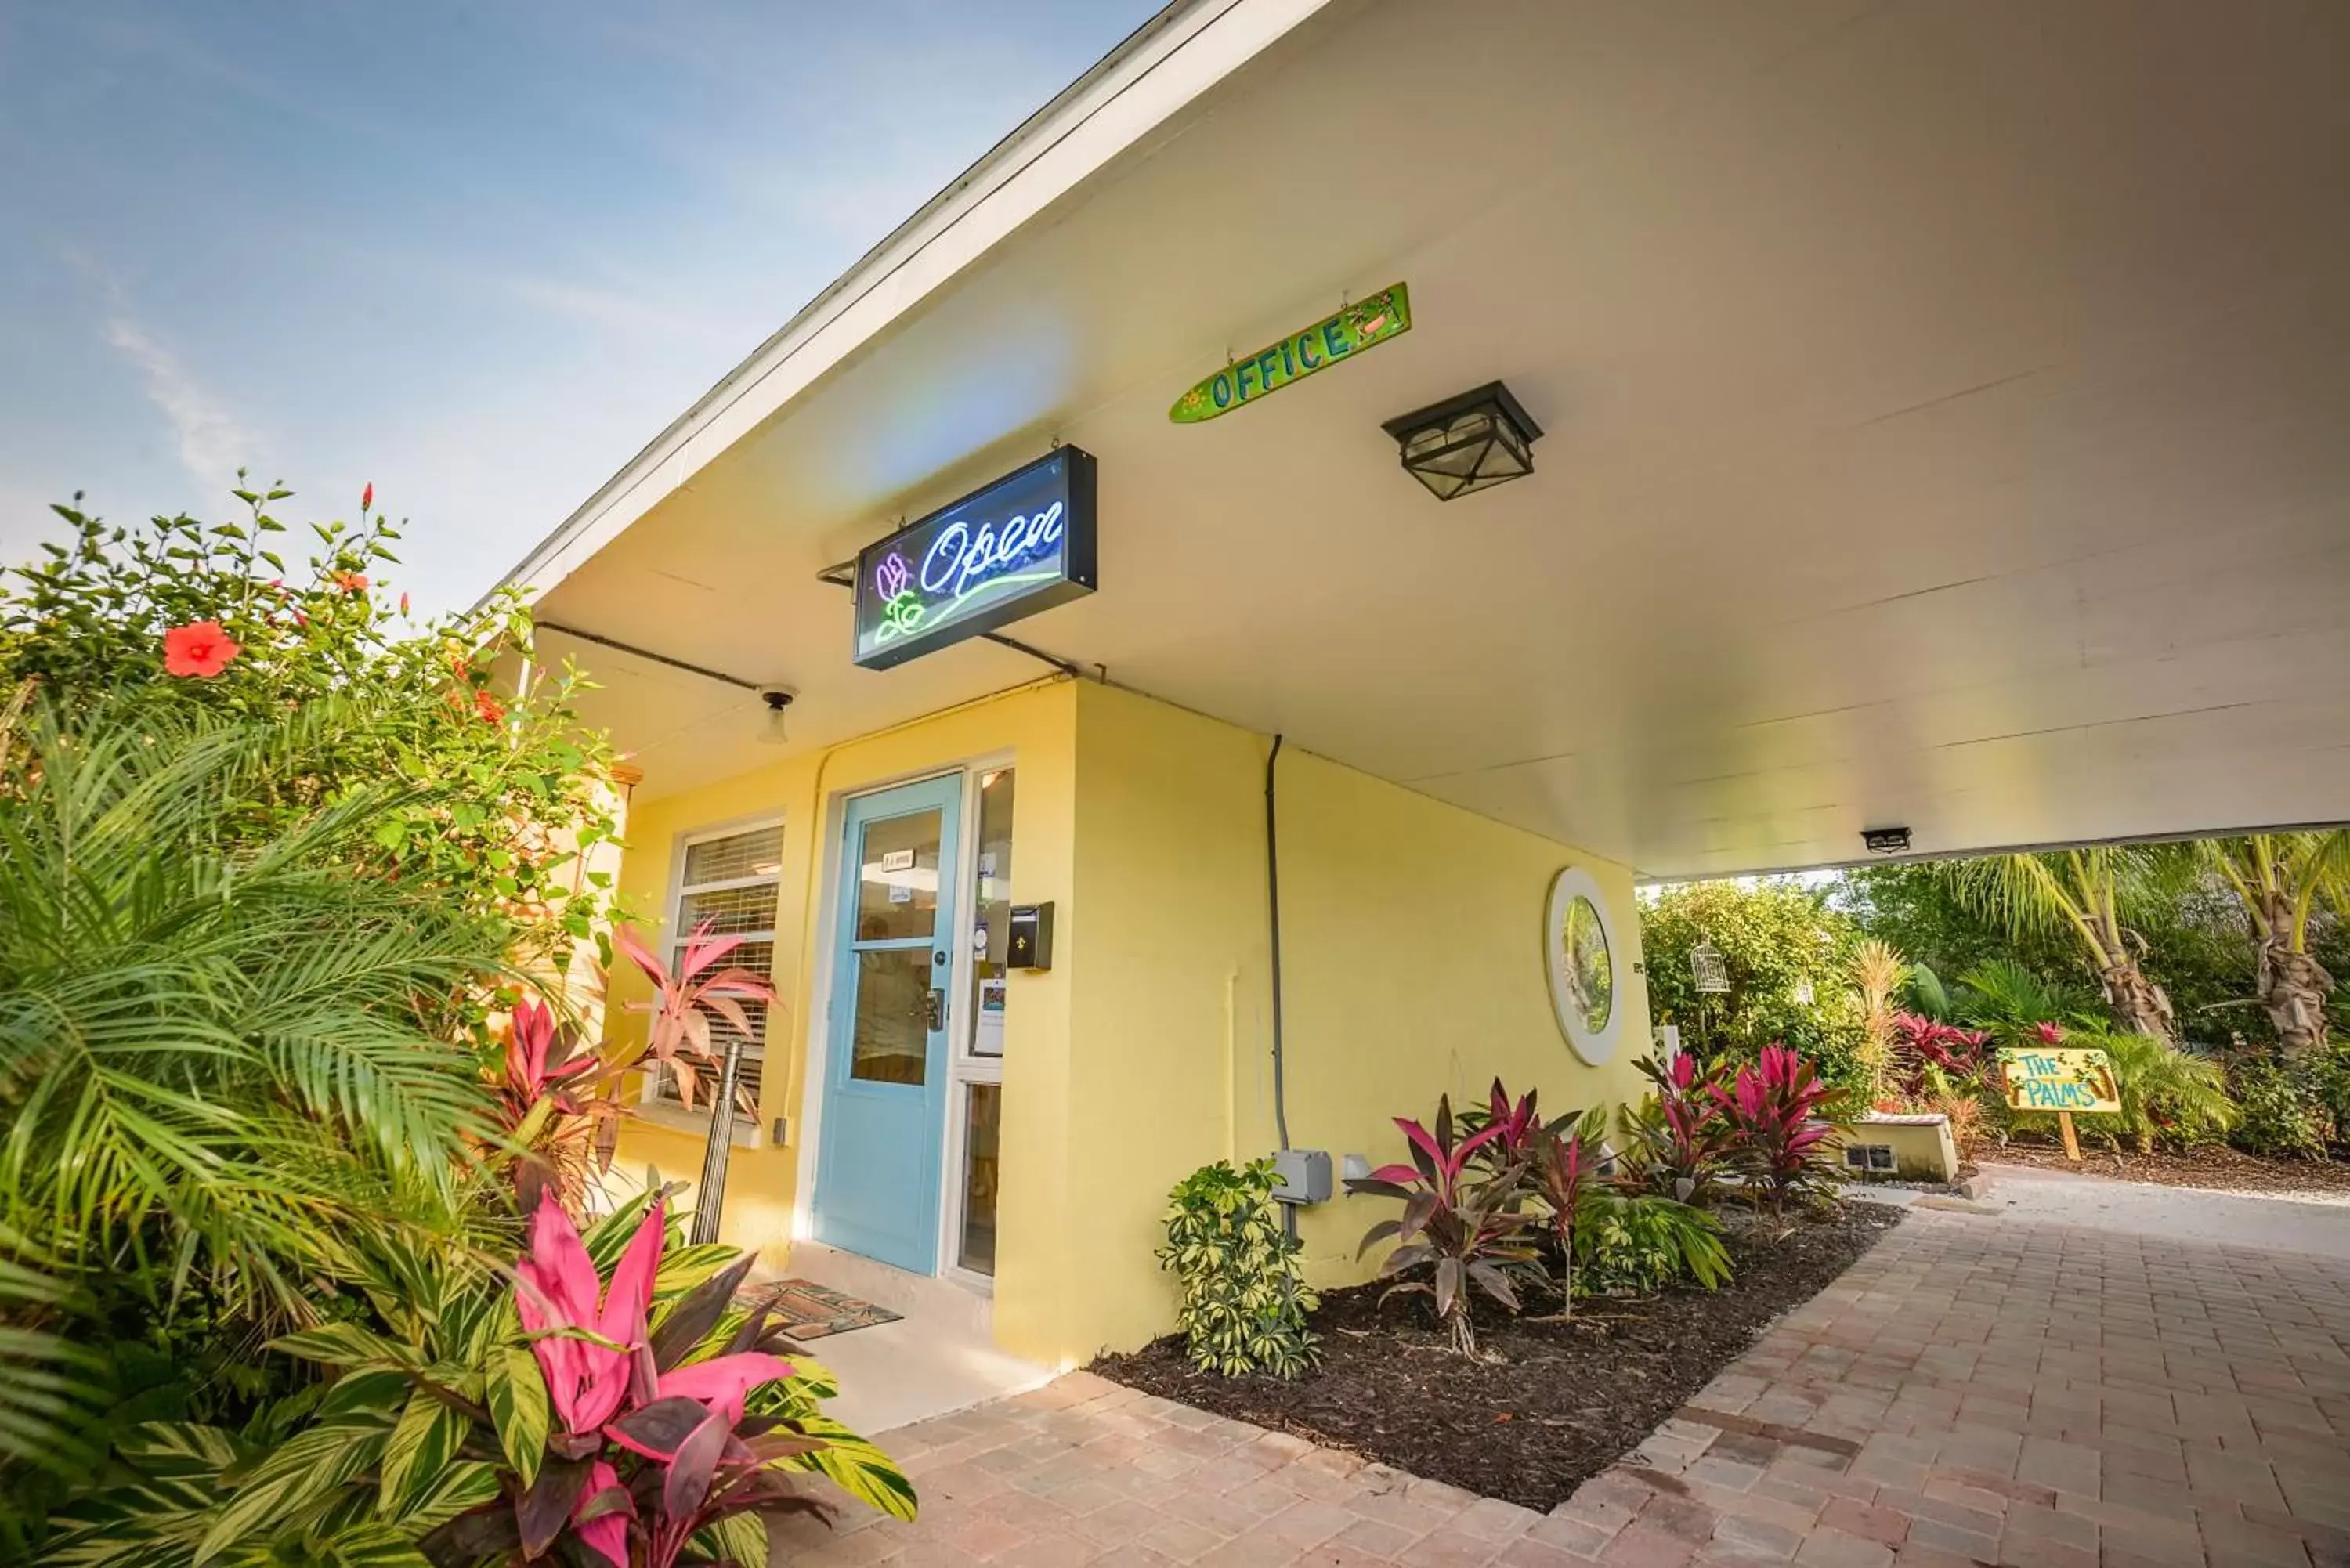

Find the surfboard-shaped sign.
[{"left": 1169, "top": 283, "right": 1412, "bottom": 424}]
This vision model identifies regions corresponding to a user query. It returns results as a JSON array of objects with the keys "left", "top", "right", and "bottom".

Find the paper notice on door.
[
  {"left": 974, "top": 977, "right": 1007, "bottom": 1057},
  {"left": 888, "top": 883, "right": 913, "bottom": 904}
]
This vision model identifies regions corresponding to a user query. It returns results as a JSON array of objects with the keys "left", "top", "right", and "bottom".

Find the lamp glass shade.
[{"left": 1383, "top": 382, "right": 1542, "bottom": 501}]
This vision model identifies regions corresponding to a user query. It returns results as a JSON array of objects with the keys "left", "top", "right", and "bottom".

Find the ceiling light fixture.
[
  {"left": 1861, "top": 826, "right": 1913, "bottom": 855},
  {"left": 1381, "top": 381, "right": 1543, "bottom": 501},
  {"left": 757, "top": 688, "right": 797, "bottom": 746}
]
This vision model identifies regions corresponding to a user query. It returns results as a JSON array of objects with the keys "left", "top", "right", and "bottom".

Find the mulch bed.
[
  {"left": 1089, "top": 1202, "right": 1903, "bottom": 1512},
  {"left": 1983, "top": 1140, "right": 2350, "bottom": 1194}
]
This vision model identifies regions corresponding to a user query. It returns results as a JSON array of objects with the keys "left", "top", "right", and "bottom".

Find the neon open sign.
[{"left": 851, "top": 448, "right": 1098, "bottom": 670}]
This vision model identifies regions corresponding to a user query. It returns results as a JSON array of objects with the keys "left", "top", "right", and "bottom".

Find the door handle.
[{"left": 926, "top": 989, "right": 945, "bottom": 1031}]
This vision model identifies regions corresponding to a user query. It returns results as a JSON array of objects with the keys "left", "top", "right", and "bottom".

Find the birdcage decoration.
[{"left": 1690, "top": 939, "right": 1730, "bottom": 995}]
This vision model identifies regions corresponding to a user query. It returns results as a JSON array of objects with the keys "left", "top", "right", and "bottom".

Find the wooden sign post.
[{"left": 1997, "top": 1046, "right": 2120, "bottom": 1163}]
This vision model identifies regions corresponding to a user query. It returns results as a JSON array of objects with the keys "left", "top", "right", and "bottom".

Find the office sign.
[
  {"left": 852, "top": 447, "right": 1097, "bottom": 670},
  {"left": 1997, "top": 1046, "right": 2120, "bottom": 1114},
  {"left": 1169, "top": 283, "right": 1412, "bottom": 424}
]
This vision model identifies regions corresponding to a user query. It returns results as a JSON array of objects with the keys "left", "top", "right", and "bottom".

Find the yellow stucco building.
[
  {"left": 600, "top": 674, "right": 1650, "bottom": 1370},
  {"left": 489, "top": 0, "right": 2347, "bottom": 1386}
]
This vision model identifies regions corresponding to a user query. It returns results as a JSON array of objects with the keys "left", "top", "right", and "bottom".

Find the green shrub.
[
  {"left": 2102, "top": 1032, "right": 2237, "bottom": 1151},
  {"left": 40, "top": 1191, "right": 913, "bottom": 1565},
  {"left": 0, "top": 488, "right": 625, "bottom": 1541},
  {"left": 2, "top": 491, "right": 621, "bottom": 956},
  {"left": 2312, "top": 1045, "right": 2350, "bottom": 1147},
  {"left": 0, "top": 699, "right": 522, "bottom": 1523},
  {"left": 1638, "top": 880, "right": 1873, "bottom": 1093},
  {"left": 2009, "top": 1031, "right": 2237, "bottom": 1153},
  {"left": 1158, "top": 1160, "right": 1320, "bottom": 1378},
  {"left": 1571, "top": 1193, "right": 1731, "bottom": 1298},
  {"left": 2228, "top": 1059, "right": 2326, "bottom": 1159}
]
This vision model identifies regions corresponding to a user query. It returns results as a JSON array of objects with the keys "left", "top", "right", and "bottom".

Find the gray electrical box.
[{"left": 1268, "top": 1148, "right": 1332, "bottom": 1205}]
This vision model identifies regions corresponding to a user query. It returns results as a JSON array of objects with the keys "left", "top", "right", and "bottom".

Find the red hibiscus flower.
[
  {"left": 475, "top": 690, "right": 505, "bottom": 725},
  {"left": 162, "top": 621, "right": 240, "bottom": 678},
  {"left": 332, "top": 570, "right": 370, "bottom": 594}
]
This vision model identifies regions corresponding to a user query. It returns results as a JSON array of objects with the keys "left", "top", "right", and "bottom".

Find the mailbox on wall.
[{"left": 1007, "top": 902, "right": 1054, "bottom": 970}]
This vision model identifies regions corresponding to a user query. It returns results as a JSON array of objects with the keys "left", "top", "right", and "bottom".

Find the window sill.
[{"left": 631, "top": 1100, "right": 766, "bottom": 1149}]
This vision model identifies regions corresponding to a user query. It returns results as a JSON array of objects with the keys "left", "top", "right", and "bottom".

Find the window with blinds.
[{"left": 649, "top": 822, "right": 782, "bottom": 1118}]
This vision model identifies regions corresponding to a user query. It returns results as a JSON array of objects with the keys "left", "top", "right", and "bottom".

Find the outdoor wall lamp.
[
  {"left": 1381, "top": 381, "right": 1543, "bottom": 501},
  {"left": 1862, "top": 826, "right": 1913, "bottom": 855}
]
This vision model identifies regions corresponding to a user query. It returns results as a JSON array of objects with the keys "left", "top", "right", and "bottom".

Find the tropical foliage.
[
  {"left": 1157, "top": 1161, "right": 1320, "bottom": 1378},
  {"left": 41, "top": 1190, "right": 913, "bottom": 1566},
  {"left": 1571, "top": 1194, "right": 1731, "bottom": 1298},
  {"left": 2, "top": 491, "right": 623, "bottom": 961},
  {"left": 1350, "top": 1073, "right": 1755, "bottom": 1355},
  {"left": 493, "top": 924, "right": 776, "bottom": 1215},
  {"left": 1945, "top": 849, "right": 2181, "bottom": 1048},
  {"left": 2227, "top": 1060, "right": 2329, "bottom": 1159},
  {"left": 1708, "top": 1046, "right": 1844, "bottom": 1212},
  {"left": 2171, "top": 833, "right": 2349, "bottom": 1061},
  {"left": 2054, "top": 1030, "right": 2236, "bottom": 1154},
  {"left": 1849, "top": 939, "right": 1909, "bottom": 1105},
  {"left": 0, "top": 697, "right": 524, "bottom": 1519},
  {"left": 1883, "top": 1013, "right": 1990, "bottom": 1105},
  {"left": 1464, "top": 1080, "right": 1597, "bottom": 1272},
  {"left": 1614, "top": 1053, "right": 1734, "bottom": 1203},
  {"left": 613, "top": 923, "right": 777, "bottom": 1117},
  {"left": 1636, "top": 880, "right": 1871, "bottom": 1089},
  {"left": 0, "top": 486, "right": 906, "bottom": 1559},
  {"left": 1345, "top": 1097, "right": 1539, "bottom": 1359}
]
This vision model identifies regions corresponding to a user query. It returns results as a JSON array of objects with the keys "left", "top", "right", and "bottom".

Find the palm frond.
[
  {"left": 1904, "top": 963, "right": 1953, "bottom": 1022},
  {"left": 1946, "top": 854, "right": 2086, "bottom": 946},
  {"left": 0, "top": 697, "right": 516, "bottom": 1335}
]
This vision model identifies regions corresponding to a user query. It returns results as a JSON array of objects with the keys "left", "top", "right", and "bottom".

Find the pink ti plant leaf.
[
  {"left": 613, "top": 919, "right": 778, "bottom": 1110},
  {"left": 515, "top": 1193, "right": 663, "bottom": 1436}
]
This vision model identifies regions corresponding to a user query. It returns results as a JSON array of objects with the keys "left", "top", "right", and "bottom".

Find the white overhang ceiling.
[{"left": 522, "top": 0, "right": 2350, "bottom": 880}]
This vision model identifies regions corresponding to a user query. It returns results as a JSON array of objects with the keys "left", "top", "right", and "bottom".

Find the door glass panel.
[
  {"left": 855, "top": 809, "right": 942, "bottom": 941},
  {"left": 959, "top": 1083, "right": 1000, "bottom": 1274},
  {"left": 850, "top": 948, "right": 932, "bottom": 1085},
  {"left": 967, "top": 768, "right": 1015, "bottom": 1057}
]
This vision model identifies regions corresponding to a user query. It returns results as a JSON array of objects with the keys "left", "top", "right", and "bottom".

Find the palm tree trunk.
[
  {"left": 2254, "top": 892, "right": 2336, "bottom": 1061},
  {"left": 2085, "top": 912, "right": 2178, "bottom": 1046}
]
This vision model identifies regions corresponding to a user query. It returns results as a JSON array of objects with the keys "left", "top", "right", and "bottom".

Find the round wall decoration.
[{"left": 1546, "top": 866, "right": 1624, "bottom": 1065}]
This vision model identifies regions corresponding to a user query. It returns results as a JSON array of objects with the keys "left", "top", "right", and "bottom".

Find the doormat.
[{"left": 738, "top": 1279, "right": 902, "bottom": 1341}]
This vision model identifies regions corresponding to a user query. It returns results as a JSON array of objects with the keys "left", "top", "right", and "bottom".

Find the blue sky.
[{"left": 0, "top": 0, "right": 1159, "bottom": 611}]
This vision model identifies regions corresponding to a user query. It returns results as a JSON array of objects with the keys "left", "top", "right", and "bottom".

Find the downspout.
[
  {"left": 1266, "top": 735, "right": 1290, "bottom": 1155},
  {"left": 1266, "top": 735, "right": 1296, "bottom": 1242}
]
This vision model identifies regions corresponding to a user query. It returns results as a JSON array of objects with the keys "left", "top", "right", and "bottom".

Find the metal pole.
[{"left": 690, "top": 1039, "right": 744, "bottom": 1245}]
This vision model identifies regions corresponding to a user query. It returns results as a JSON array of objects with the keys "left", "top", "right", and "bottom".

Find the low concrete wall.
[{"left": 1835, "top": 1112, "right": 1958, "bottom": 1183}]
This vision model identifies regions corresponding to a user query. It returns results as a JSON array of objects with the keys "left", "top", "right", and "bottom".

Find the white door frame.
[
  {"left": 791, "top": 751, "right": 1011, "bottom": 1295},
  {"left": 937, "top": 753, "right": 1013, "bottom": 1292}
]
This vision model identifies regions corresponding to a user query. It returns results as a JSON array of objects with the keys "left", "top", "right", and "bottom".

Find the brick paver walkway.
[{"left": 776, "top": 1209, "right": 2350, "bottom": 1566}]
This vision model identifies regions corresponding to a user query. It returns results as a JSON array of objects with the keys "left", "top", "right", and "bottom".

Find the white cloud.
[{"left": 102, "top": 313, "right": 255, "bottom": 487}]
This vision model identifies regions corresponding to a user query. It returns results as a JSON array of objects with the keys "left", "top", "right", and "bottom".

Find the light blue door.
[{"left": 813, "top": 775, "right": 962, "bottom": 1274}]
